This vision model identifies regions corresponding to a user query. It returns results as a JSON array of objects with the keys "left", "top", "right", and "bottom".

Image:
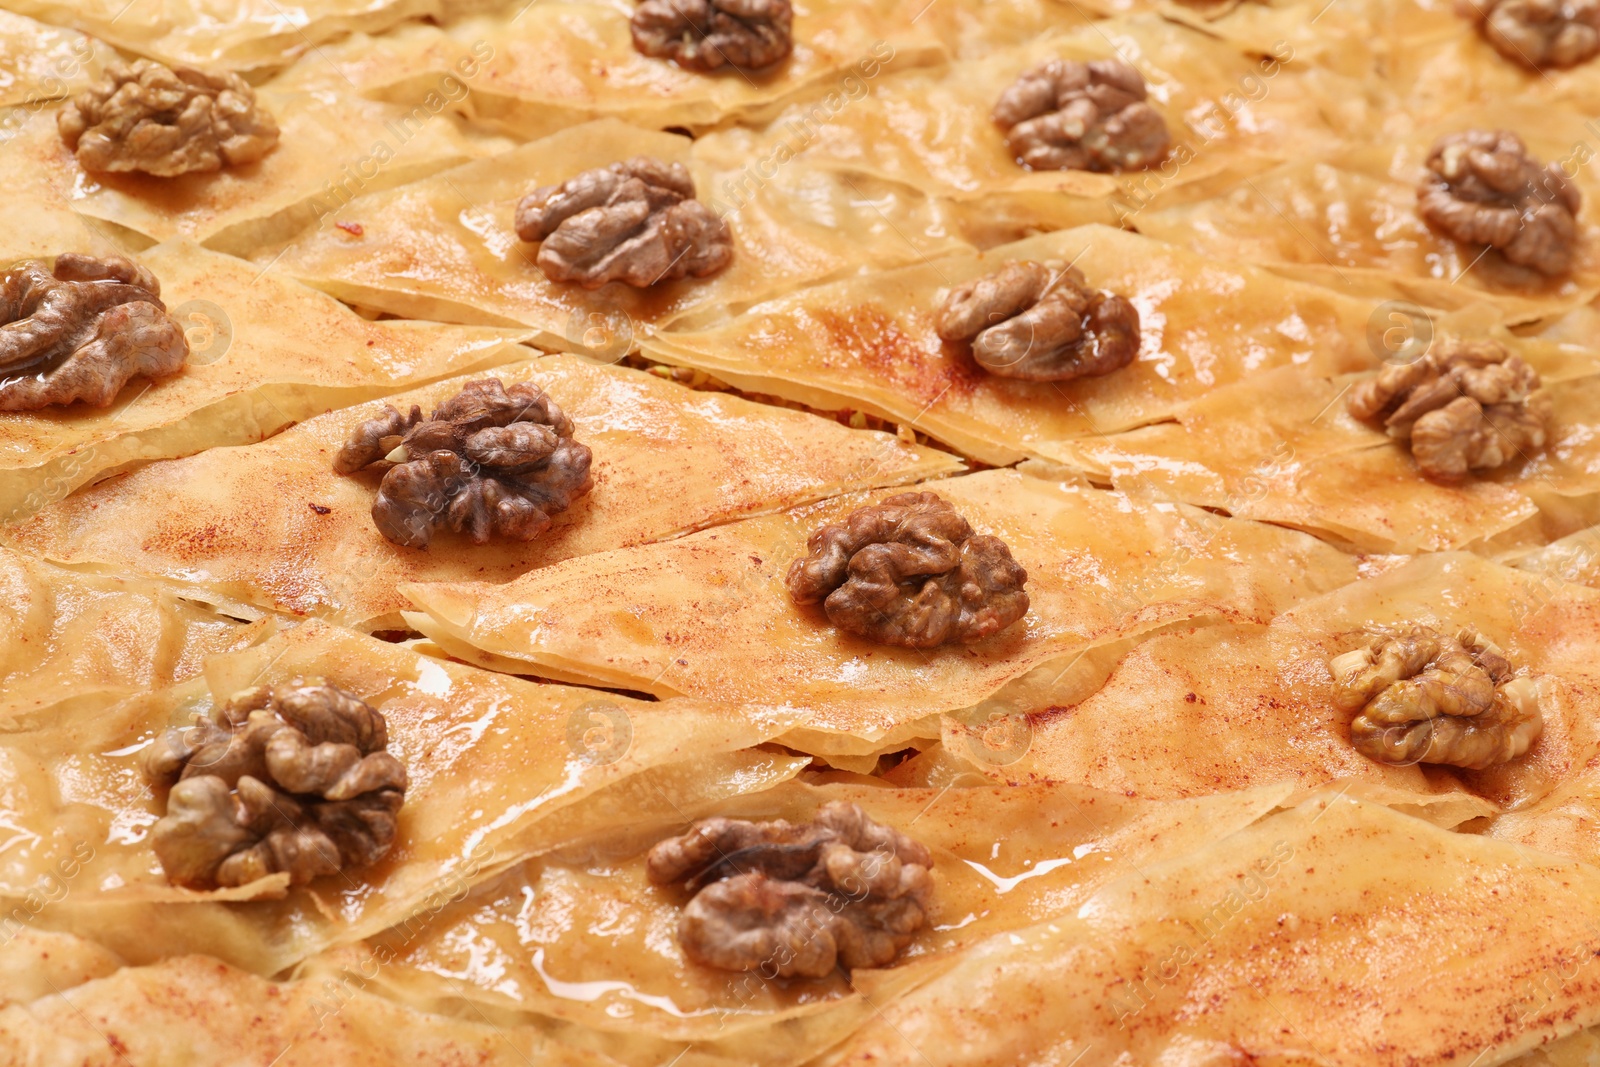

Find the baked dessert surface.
[{"left": 3, "top": 1, "right": 1600, "bottom": 1064}]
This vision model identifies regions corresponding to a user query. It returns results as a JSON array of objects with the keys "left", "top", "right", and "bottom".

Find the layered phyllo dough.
[
  {"left": 6, "top": 356, "right": 960, "bottom": 629},
  {"left": 0, "top": 241, "right": 529, "bottom": 518},
  {"left": 296, "top": 779, "right": 1288, "bottom": 1063},
  {"left": 0, "top": 620, "right": 805, "bottom": 972},
  {"left": 1137, "top": 101, "right": 1600, "bottom": 320},
  {"left": 643, "top": 224, "right": 1381, "bottom": 465},
  {"left": 0, "top": 0, "right": 438, "bottom": 71},
  {"left": 400, "top": 468, "right": 1359, "bottom": 758},
  {"left": 692, "top": 15, "right": 1372, "bottom": 232},
  {"left": 814, "top": 792, "right": 1600, "bottom": 1066},
  {"left": 1048, "top": 361, "right": 1600, "bottom": 552},
  {"left": 1, "top": 0, "right": 1600, "bottom": 1063},
  {"left": 264, "top": 118, "right": 973, "bottom": 346},
  {"left": 956, "top": 552, "right": 1600, "bottom": 816},
  {"left": 282, "top": 0, "right": 1078, "bottom": 138},
  {"left": 0, "top": 10, "right": 109, "bottom": 109},
  {"left": 4, "top": 69, "right": 512, "bottom": 256},
  {"left": 0, "top": 545, "right": 268, "bottom": 726}
]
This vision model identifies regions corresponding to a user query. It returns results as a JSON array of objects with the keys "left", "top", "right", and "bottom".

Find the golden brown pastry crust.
[{"left": 3, "top": 4, "right": 1600, "bottom": 1065}]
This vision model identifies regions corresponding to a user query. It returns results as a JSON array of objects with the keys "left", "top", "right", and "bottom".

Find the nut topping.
[
  {"left": 786, "top": 492, "right": 1029, "bottom": 648},
  {"left": 646, "top": 801, "right": 934, "bottom": 978},
  {"left": 58, "top": 59, "right": 279, "bottom": 178},
  {"left": 335, "top": 378, "right": 593, "bottom": 549},
  {"left": 0, "top": 254, "right": 189, "bottom": 412},
  {"left": 935, "top": 260, "right": 1141, "bottom": 381},
  {"left": 1462, "top": 0, "right": 1600, "bottom": 69},
  {"left": 631, "top": 0, "right": 794, "bottom": 72},
  {"left": 1329, "top": 623, "right": 1543, "bottom": 770},
  {"left": 1346, "top": 337, "right": 1551, "bottom": 482},
  {"left": 992, "top": 59, "right": 1170, "bottom": 173},
  {"left": 515, "top": 157, "right": 733, "bottom": 290},
  {"left": 144, "top": 679, "right": 407, "bottom": 889},
  {"left": 1417, "top": 129, "right": 1580, "bottom": 276}
]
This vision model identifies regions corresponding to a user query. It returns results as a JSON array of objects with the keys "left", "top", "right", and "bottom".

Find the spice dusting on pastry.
[
  {"left": 335, "top": 378, "right": 593, "bottom": 549},
  {"left": 515, "top": 157, "right": 733, "bottom": 289},
  {"left": 0, "top": 254, "right": 189, "bottom": 412},
  {"left": 786, "top": 492, "right": 1029, "bottom": 648},
  {"left": 144, "top": 679, "right": 407, "bottom": 889},
  {"left": 647, "top": 801, "right": 934, "bottom": 978},
  {"left": 1461, "top": 0, "right": 1600, "bottom": 69},
  {"left": 58, "top": 59, "right": 279, "bottom": 177},
  {"left": 1346, "top": 337, "right": 1551, "bottom": 482},
  {"left": 935, "top": 260, "right": 1140, "bottom": 381},
  {"left": 992, "top": 59, "right": 1169, "bottom": 173},
  {"left": 1329, "top": 623, "right": 1543, "bottom": 770},
  {"left": 631, "top": 0, "right": 794, "bottom": 72},
  {"left": 1416, "top": 129, "right": 1579, "bottom": 276}
]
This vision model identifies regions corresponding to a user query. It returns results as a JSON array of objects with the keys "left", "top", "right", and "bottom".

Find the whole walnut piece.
[
  {"left": 1461, "top": 0, "right": 1600, "bottom": 69},
  {"left": 935, "top": 260, "right": 1141, "bottom": 381},
  {"left": 1417, "top": 129, "right": 1580, "bottom": 276},
  {"left": 335, "top": 378, "right": 593, "bottom": 549},
  {"left": 992, "top": 59, "right": 1170, "bottom": 173},
  {"left": 0, "top": 254, "right": 189, "bottom": 412},
  {"left": 58, "top": 59, "right": 279, "bottom": 178},
  {"left": 786, "top": 492, "right": 1029, "bottom": 649},
  {"left": 631, "top": 0, "right": 794, "bottom": 72},
  {"left": 646, "top": 801, "right": 935, "bottom": 978},
  {"left": 1346, "top": 337, "right": 1552, "bottom": 482},
  {"left": 143, "top": 679, "right": 408, "bottom": 889},
  {"left": 1329, "top": 623, "right": 1543, "bottom": 770},
  {"left": 515, "top": 157, "right": 733, "bottom": 290}
]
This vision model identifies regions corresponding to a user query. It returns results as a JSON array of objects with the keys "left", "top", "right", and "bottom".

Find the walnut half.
[
  {"left": 144, "top": 679, "right": 408, "bottom": 889},
  {"left": 1462, "top": 0, "right": 1600, "bottom": 70},
  {"left": 335, "top": 378, "right": 594, "bottom": 549},
  {"left": 1329, "top": 623, "right": 1544, "bottom": 770},
  {"left": 58, "top": 59, "right": 279, "bottom": 178},
  {"left": 631, "top": 0, "right": 794, "bottom": 72},
  {"left": 935, "top": 260, "right": 1140, "bottom": 381},
  {"left": 786, "top": 492, "right": 1029, "bottom": 648},
  {"left": 1417, "top": 129, "right": 1580, "bottom": 277},
  {"left": 1346, "top": 337, "right": 1551, "bottom": 482},
  {"left": 646, "top": 801, "right": 935, "bottom": 978},
  {"left": 0, "top": 254, "right": 189, "bottom": 412},
  {"left": 992, "top": 59, "right": 1170, "bottom": 173},
  {"left": 515, "top": 157, "right": 733, "bottom": 290}
]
